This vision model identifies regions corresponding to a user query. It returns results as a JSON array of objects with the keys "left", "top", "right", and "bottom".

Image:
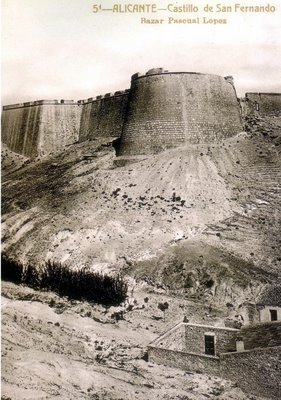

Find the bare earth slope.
[
  {"left": 1, "top": 281, "right": 267, "bottom": 400},
  {"left": 1, "top": 121, "right": 281, "bottom": 399},
  {"left": 2, "top": 131, "right": 281, "bottom": 286}
]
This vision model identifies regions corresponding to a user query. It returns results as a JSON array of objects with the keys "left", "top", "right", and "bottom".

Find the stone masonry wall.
[
  {"left": 239, "top": 321, "right": 281, "bottom": 350},
  {"left": 2, "top": 101, "right": 81, "bottom": 158},
  {"left": 117, "top": 71, "right": 243, "bottom": 156},
  {"left": 1, "top": 104, "right": 41, "bottom": 158},
  {"left": 148, "top": 322, "right": 281, "bottom": 399},
  {"left": 184, "top": 323, "right": 238, "bottom": 355},
  {"left": 149, "top": 346, "right": 281, "bottom": 399},
  {"left": 245, "top": 93, "right": 281, "bottom": 116},
  {"left": 148, "top": 346, "right": 221, "bottom": 375},
  {"left": 151, "top": 322, "right": 186, "bottom": 352},
  {"left": 259, "top": 307, "right": 281, "bottom": 323},
  {"left": 79, "top": 91, "right": 129, "bottom": 141},
  {"left": 38, "top": 103, "right": 81, "bottom": 156},
  {"left": 220, "top": 346, "right": 281, "bottom": 400}
]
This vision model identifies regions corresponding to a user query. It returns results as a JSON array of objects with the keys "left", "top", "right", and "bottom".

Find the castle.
[{"left": 2, "top": 68, "right": 281, "bottom": 159}]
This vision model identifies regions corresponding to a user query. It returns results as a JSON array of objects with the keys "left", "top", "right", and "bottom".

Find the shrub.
[
  {"left": 23, "top": 263, "right": 41, "bottom": 288},
  {"left": 1, "top": 254, "right": 128, "bottom": 306},
  {"left": 1, "top": 254, "right": 24, "bottom": 283}
]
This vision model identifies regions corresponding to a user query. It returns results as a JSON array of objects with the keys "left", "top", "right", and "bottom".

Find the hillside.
[
  {"left": 2, "top": 118, "right": 281, "bottom": 302},
  {"left": 1, "top": 114, "right": 281, "bottom": 399}
]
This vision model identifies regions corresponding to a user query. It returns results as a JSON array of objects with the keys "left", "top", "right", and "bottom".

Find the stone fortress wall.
[
  {"left": 117, "top": 68, "right": 243, "bottom": 156},
  {"left": 2, "top": 100, "right": 81, "bottom": 158},
  {"left": 79, "top": 90, "right": 129, "bottom": 141},
  {"left": 245, "top": 92, "right": 281, "bottom": 116},
  {"left": 2, "top": 68, "right": 280, "bottom": 159}
]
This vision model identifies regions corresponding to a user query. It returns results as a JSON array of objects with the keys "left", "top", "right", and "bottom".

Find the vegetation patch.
[{"left": 1, "top": 254, "right": 127, "bottom": 306}]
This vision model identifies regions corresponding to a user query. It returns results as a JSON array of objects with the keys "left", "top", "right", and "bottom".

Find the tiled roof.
[{"left": 257, "top": 284, "right": 281, "bottom": 307}]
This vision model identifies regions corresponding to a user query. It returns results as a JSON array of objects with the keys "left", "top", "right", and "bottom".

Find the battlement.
[
  {"left": 77, "top": 89, "right": 129, "bottom": 105},
  {"left": 3, "top": 68, "right": 279, "bottom": 161},
  {"left": 131, "top": 68, "right": 235, "bottom": 84},
  {"left": 78, "top": 89, "right": 130, "bottom": 141}
]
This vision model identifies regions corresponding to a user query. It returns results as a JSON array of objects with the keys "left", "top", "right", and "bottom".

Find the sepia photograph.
[{"left": 1, "top": 0, "right": 281, "bottom": 399}]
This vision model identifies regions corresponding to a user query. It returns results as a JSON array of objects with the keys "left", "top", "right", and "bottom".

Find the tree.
[{"left": 158, "top": 301, "right": 169, "bottom": 322}]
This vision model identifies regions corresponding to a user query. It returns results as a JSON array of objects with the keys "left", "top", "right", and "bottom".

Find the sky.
[{"left": 2, "top": 0, "right": 281, "bottom": 104}]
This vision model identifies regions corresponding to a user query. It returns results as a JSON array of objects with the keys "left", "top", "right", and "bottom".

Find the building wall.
[
  {"left": 79, "top": 92, "right": 129, "bottom": 141},
  {"left": 2, "top": 101, "right": 81, "bottom": 158},
  {"left": 245, "top": 93, "right": 281, "bottom": 116},
  {"left": 184, "top": 323, "right": 238, "bottom": 355},
  {"left": 151, "top": 322, "right": 186, "bottom": 352},
  {"left": 259, "top": 307, "right": 281, "bottom": 323},
  {"left": 117, "top": 71, "right": 243, "bottom": 156}
]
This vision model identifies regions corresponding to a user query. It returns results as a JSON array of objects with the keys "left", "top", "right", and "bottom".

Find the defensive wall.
[
  {"left": 79, "top": 90, "right": 129, "bottom": 141},
  {"left": 244, "top": 92, "right": 281, "bottom": 116},
  {"left": 2, "top": 100, "right": 81, "bottom": 158},
  {"left": 148, "top": 321, "right": 281, "bottom": 399},
  {"left": 117, "top": 68, "right": 243, "bottom": 156},
  {"left": 4, "top": 69, "right": 281, "bottom": 159}
]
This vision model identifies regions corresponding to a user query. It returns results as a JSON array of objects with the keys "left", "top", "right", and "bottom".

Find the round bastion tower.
[{"left": 117, "top": 68, "right": 243, "bottom": 156}]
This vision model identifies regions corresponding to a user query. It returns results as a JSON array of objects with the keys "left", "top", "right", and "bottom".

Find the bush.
[
  {"left": 1, "top": 254, "right": 24, "bottom": 283},
  {"left": 1, "top": 254, "right": 128, "bottom": 306},
  {"left": 23, "top": 263, "right": 41, "bottom": 288}
]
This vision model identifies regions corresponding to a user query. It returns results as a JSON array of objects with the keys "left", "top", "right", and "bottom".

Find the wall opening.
[
  {"left": 204, "top": 334, "right": 215, "bottom": 355},
  {"left": 270, "top": 309, "right": 278, "bottom": 321},
  {"left": 112, "top": 137, "right": 121, "bottom": 156}
]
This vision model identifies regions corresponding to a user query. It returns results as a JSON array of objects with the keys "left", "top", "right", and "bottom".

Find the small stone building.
[
  {"left": 148, "top": 320, "right": 281, "bottom": 399},
  {"left": 256, "top": 284, "right": 281, "bottom": 323}
]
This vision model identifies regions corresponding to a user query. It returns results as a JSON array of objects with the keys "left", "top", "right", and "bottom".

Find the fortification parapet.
[
  {"left": 2, "top": 99, "right": 79, "bottom": 110},
  {"left": 117, "top": 69, "right": 243, "bottom": 156},
  {"left": 77, "top": 89, "right": 130, "bottom": 106},
  {"left": 3, "top": 103, "right": 25, "bottom": 111}
]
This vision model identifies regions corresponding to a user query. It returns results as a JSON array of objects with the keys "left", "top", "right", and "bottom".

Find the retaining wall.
[
  {"left": 79, "top": 91, "right": 129, "bottom": 141},
  {"left": 117, "top": 70, "right": 243, "bottom": 156}
]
